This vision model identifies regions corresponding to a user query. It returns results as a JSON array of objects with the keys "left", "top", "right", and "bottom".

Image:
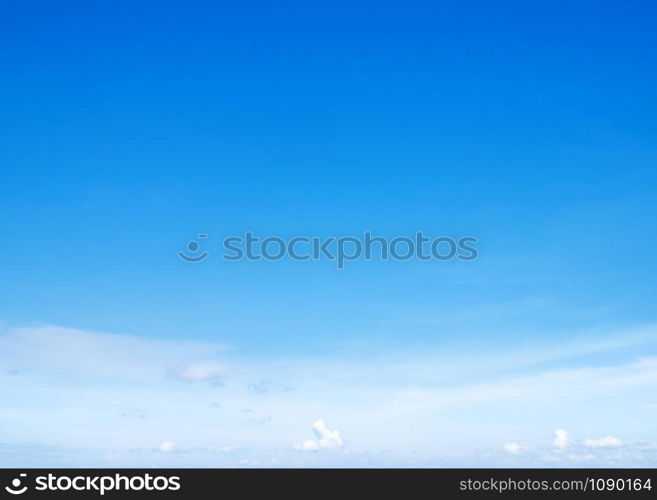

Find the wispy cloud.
[
  {"left": 0, "top": 325, "right": 225, "bottom": 381},
  {"left": 168, "top": 362, "right": 229, "bottom": 386},
  {"left": 503, "top": 443, "right": 523, "bottom": 454},
  {"left": 582, "top": 436, "right": 622, "bottom": 448},
  {"left": 1, "top": 323, "right": 657, "bottom": 466}
]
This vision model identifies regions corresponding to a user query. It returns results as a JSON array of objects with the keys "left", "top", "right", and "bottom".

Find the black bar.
[{"left": 0, "top": 469, "right": 655, "bottom": 498}]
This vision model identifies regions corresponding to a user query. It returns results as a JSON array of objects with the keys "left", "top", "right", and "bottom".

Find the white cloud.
[
  {"left": 295, "top": 440, "right": 320, "bottom": 451},
  {"left": 2, "top": 323, "right": 657, "bottom": 466},
  {"left": 159, "top": 441, "right": 176, "bottom": 452},
  {"left": 503, "top": 443, "right": 523, "bottom": 454},
  {"left": 568, "top": 453, "right": 595, "bottom": 462},
  {"left": 294, "top": 420, "right": 344, "bottom": 451},
  {"left": 582, "top": 436, "right": 622, "bottom": 448},
  {"left": 554, "top": 429, "right": 569, "bottom": 450},
  {"left": 167, "top": 362, "right": 229, "bottom": 385}
]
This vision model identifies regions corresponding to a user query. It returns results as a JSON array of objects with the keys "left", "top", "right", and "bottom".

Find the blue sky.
[{"left": 1, "top": 0, "right": 656, "bottom": 466}]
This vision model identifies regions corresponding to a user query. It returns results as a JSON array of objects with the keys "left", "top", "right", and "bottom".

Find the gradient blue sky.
[{"left": 1, "top": 0, "right": 656, "bottom": 466}]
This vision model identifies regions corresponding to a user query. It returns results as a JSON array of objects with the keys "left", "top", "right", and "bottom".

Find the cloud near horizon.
[
  {"left": 1, "top": 323, "right": 656, "bottom": 466},
  {"left": 294, "top": 420, "right": 344, "bottom": 452},
  {"left": 582, "top": 436, "right": 622, "bottom": 448}
]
